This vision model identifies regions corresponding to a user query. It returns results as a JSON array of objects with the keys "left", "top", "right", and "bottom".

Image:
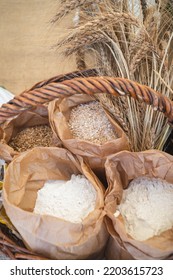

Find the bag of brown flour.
[
  {"left": 0, "top": 106, "right": 61, "bottom": 162},
  {"left": 48, "top": 94, "right": 129, "bottom": 184},
  {"left": 2, "top": 147, "right": 108, "bottom": 259},
  {"left": 104, "top": 150, "right": 173, "bottom": 260}
]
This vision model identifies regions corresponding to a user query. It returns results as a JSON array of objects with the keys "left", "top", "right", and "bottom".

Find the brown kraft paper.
[
  {"left": 0, "top": 105, "right": 61, "bottom": 162},
  {"left": 104, "top": 150, "right": 173, "bottom": 260},
  {"left": 2, "top": 147, "right": 108, "bottom": 259},
  {"left": 48, "top": 94, "right": 129, "bottom": 184}
]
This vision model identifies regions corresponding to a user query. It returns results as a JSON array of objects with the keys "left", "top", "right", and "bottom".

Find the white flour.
[
  {"left": 34, "top": 174, "right": 97, "bottom": 223},
  {"left": 117, "top": 177, "right": 173, "bottom": 241}
]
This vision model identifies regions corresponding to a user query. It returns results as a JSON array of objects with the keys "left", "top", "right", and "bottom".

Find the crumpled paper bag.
[
  {"left": 104, "top": 150, "right": 173, "bottom": 260},
  {"left": 48, "top": 94, "right": 129, "bottom": 184},
  {"left": 3, "top": 147, "right": 108, "bottom": 259},
  {"left": 0, "top": 106, "right": 61, "bottom": 162}
]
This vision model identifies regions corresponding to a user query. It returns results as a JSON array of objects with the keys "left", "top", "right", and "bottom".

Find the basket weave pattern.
[
  {"left": 0, "top": 228, "right": 48, "bottom": 260},
  {"left": 0, "top": 72, "right": 173, "bottom": 126}
]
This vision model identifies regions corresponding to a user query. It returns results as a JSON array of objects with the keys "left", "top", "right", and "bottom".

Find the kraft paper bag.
[
  {"left": 0, "top": 106, "right": 61, "bottom": 162},
  {"left": 3, "top": 147, "right": 108, "bottom": 259},
  {"left": 48, "top": 94, "right": 129, "bottom": 184},
  {"left": 104, "top": 150, "right": 173, "bottom": 260}
]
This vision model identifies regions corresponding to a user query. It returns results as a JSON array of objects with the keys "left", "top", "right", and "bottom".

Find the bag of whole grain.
[
  {"left": 48, "top": 94, "right": 129, "bottom": 184},
  {"left": 0, "top": 106, "right": 61, "bottom": 161},
  {"left": 2, "top": 147, "right": 108, "bottom": 259},
  {"left": 104, "top": 150, "right": 173, "bottom": 260}
]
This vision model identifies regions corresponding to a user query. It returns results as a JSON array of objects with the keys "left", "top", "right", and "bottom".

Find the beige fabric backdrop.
[{"left": 0, "top": 0, "right": 77, "bottom": 95}]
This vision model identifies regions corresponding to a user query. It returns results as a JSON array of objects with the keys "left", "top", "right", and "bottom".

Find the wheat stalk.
[
  {"left": 52, "top": 0, "right": 102, "bottom": 23},
  {"left": 95, "top": 93, "right": 129, "bottom": 133},
  {"left": 57, "top": 12, "right": 140, "bottom": 56},
  {"left": 52, "top": 0, "right": 173, "bottom": 152},
  {"left": 130, "top": 43, "right": 153, "bottom": 74},
  {"left": 140, "top": 0, "right": 148, "bottom": 21},
  {"left": 129, "top": 26, "right": 152, "bottom": 55},
  {"left": 76, "top": 49, "right": 86, "bottom": 70}
]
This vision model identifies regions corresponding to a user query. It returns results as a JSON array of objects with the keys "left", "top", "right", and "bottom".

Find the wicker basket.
[
  {"left": 0, "top": 224, "right": 48, "bottom": 260},
  {"left": 0, "top": 69, "right": 173, "bottom": 259},
  {"left": 0, "top": 69, "right": 173, "bottom": 126}
]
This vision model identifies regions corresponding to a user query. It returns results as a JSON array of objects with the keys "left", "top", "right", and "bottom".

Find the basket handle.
[
  {"left": 0, "top": 75, "right": 173, "bottom": 126},
  {"left": 28, "top": 68, "right": 98, "bottom": 90}
]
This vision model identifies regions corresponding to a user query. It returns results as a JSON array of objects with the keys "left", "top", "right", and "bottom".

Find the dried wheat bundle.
[
  {"left": 57, "top": 12, "right": 141, "bottom": 56},
  {"left": 53, "top": 0, "right": 173, "bottom": 152}
]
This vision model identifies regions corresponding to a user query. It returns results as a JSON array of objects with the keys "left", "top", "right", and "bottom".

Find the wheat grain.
[
  {"left": 129, "top": 29, "right": 148, "bottom": 58},
  {"left": 65, "top": 33, "right": 107, "bottom": 56},
  {"left": 52, "top": 0, "right": 102, "bottom": 23},
  {"left": 8, "top": 125, "right": 53, "bottom": 152},
  {"left": 68, "top": 101, "right": 118, "bottom": 144},
  {"left": 57, "top": 11, "right": 140, "bottom": 48},
  {"left": 130, "top": 43, "right": 152, "bottom": 74},
  {"left": 94, "top": 93, "right": 129, "bottom": 133}
]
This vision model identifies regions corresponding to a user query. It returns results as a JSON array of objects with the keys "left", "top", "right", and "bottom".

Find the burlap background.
[{"left": 0, "top": 0, "right": 77, "bottom": 95}]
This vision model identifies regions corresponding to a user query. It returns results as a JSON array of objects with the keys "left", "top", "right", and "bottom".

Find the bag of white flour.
[
  {"left": 3, "top": 147, "right": 108, "bottom": 259},
  {"left": 104, "top": 150, "right": 173, "bottom": 260}
]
